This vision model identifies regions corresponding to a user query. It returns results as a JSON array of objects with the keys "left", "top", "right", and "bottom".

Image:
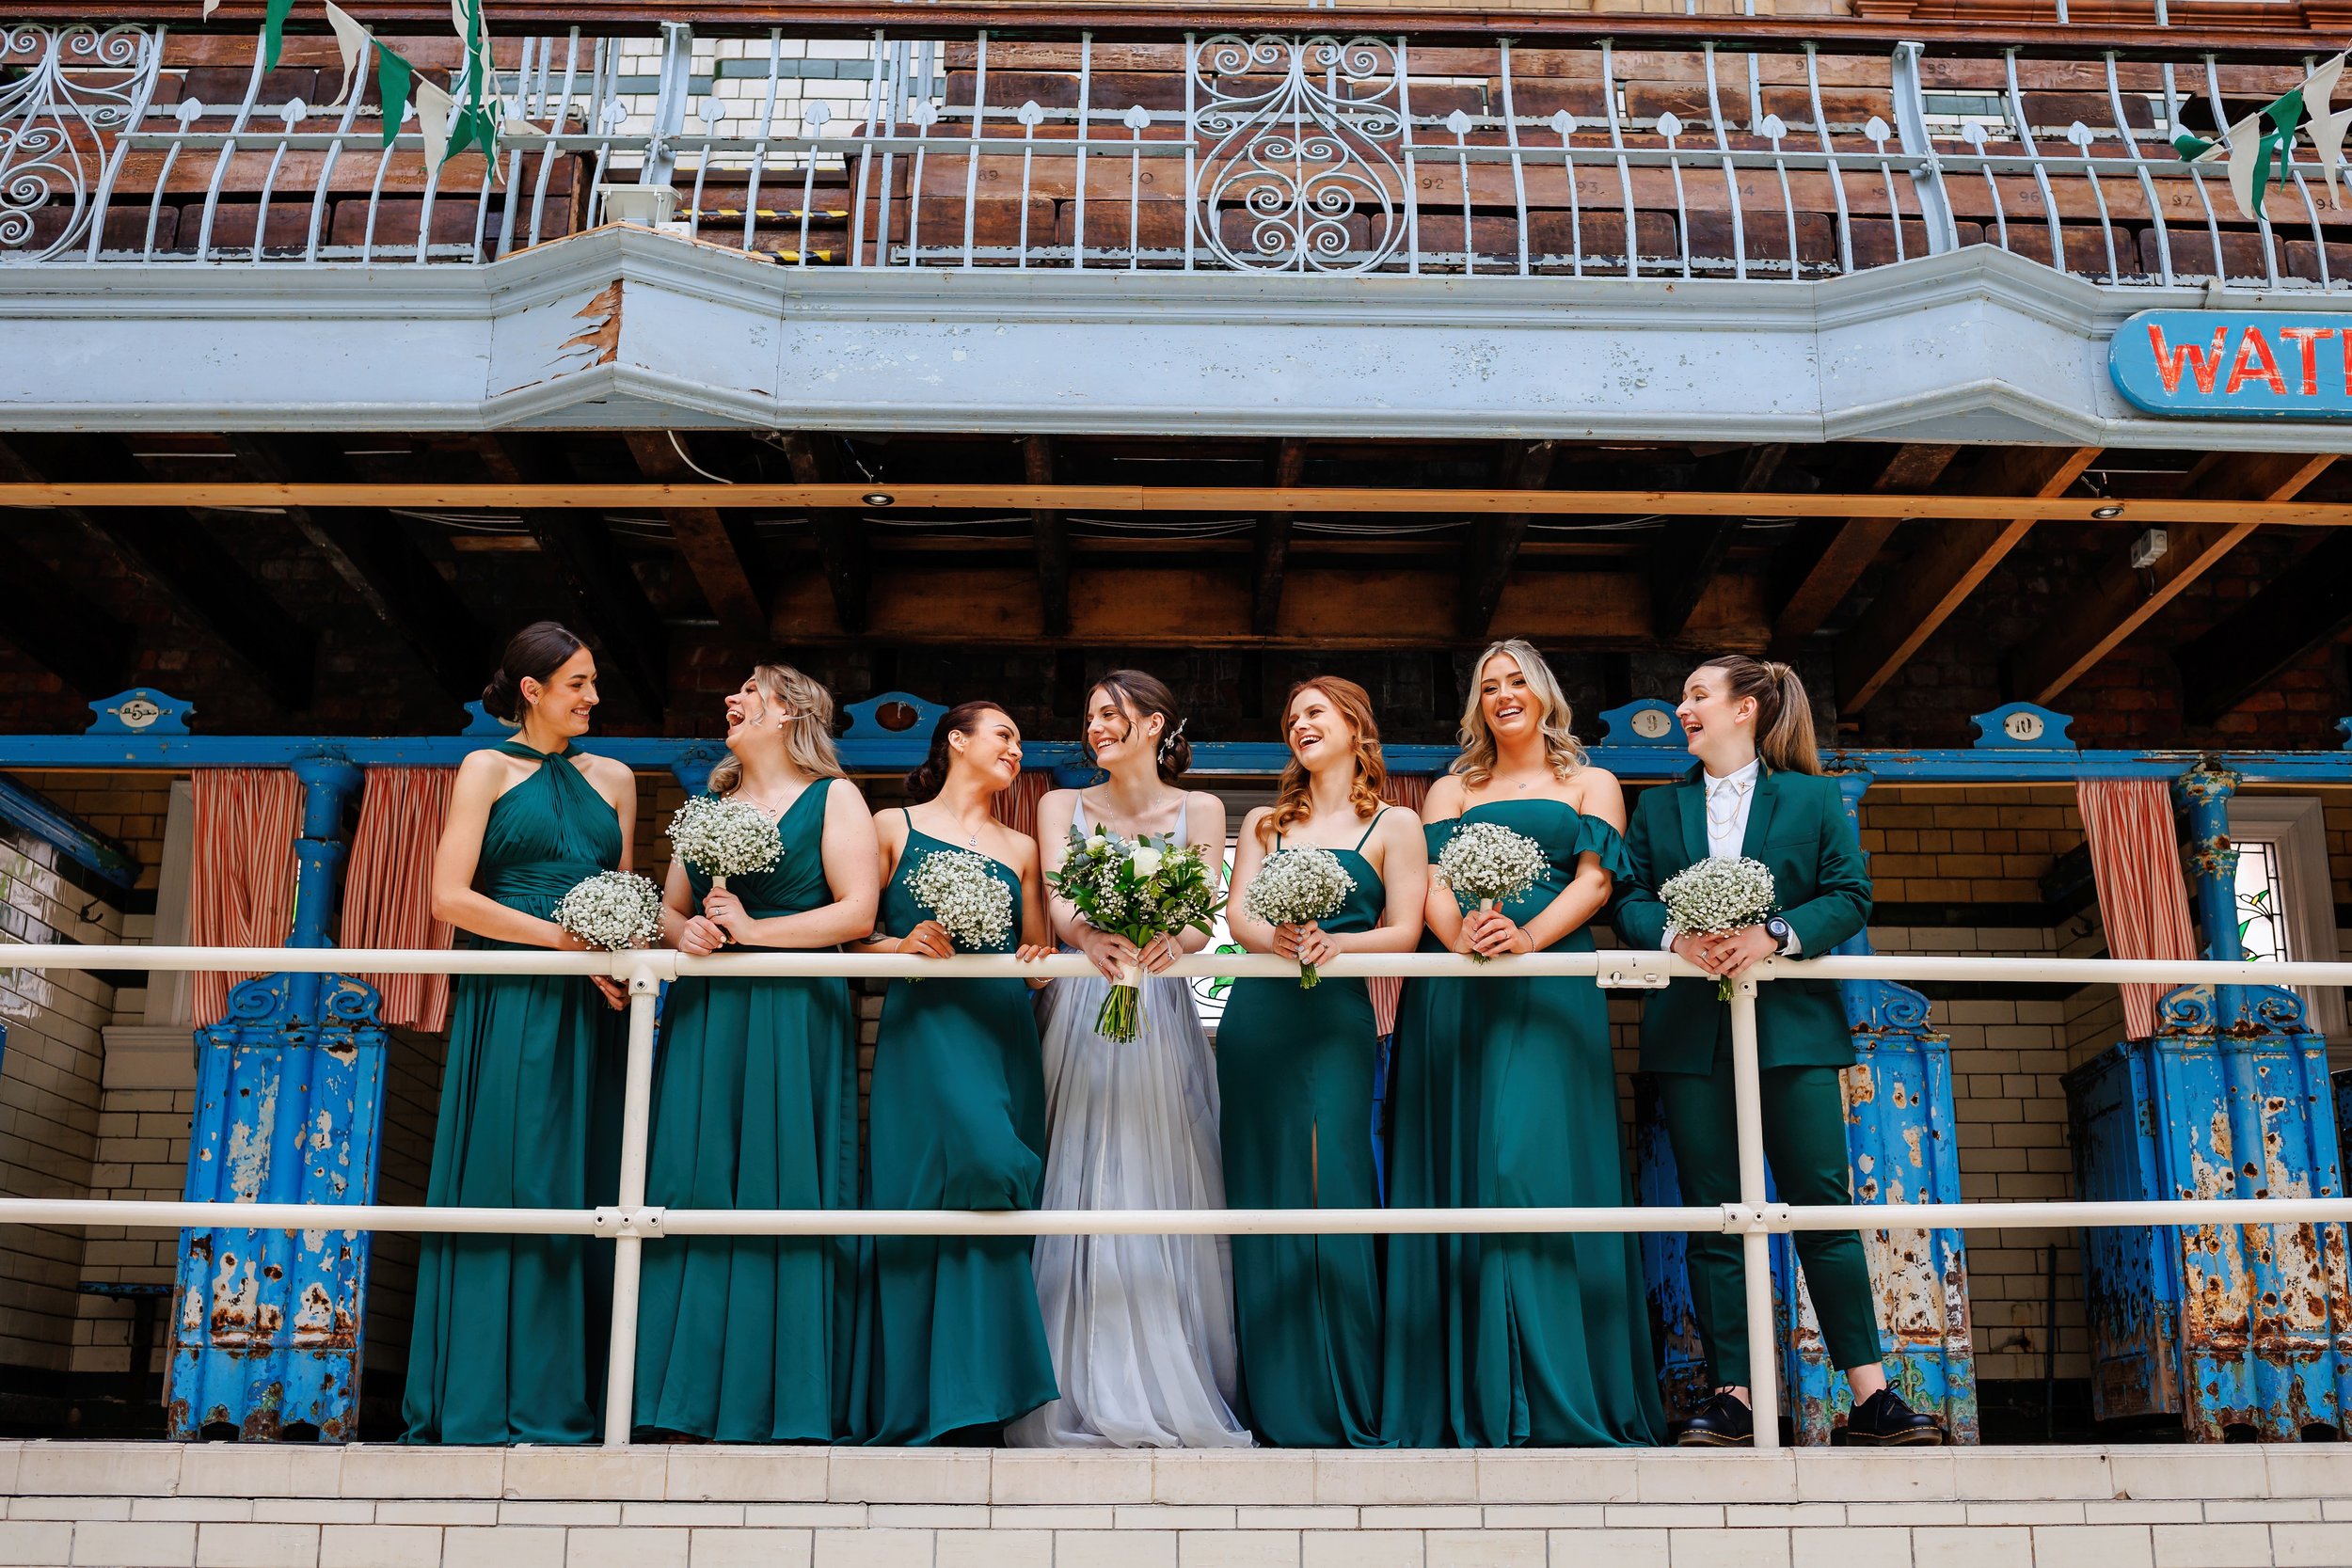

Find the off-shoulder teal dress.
[
  {"left": 857, "top": 816, "right": 1058, "bottom": 1443},
  {"left": 633, "top": 782, "right": 861, "bottom": 1441},
  {"left": 404, "top": 740, "right": 627, "bottom": 1445},
  {"left": 1379, "top": 800, "right": 1666, "bottom": 1448},
  {"left": 1216, "top": 814, "right": 1395, "bottom": 1447}
]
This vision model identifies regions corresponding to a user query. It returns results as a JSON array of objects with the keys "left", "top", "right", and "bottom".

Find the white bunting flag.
[
  {"left": 2306, "top": 53, "right": 2350, "bottom": 209},
  {"left": 2223, "top": 105, "right": 2270, "bottom": 223},
  {"left": 320, "top": 1, "right": 372, "bottom": 112},
  {"left": 412, "top": 73, "right": 455, "bottom": 173}
]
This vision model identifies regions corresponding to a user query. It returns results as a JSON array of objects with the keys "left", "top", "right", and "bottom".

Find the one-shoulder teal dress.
[
  {"left": 634, "top": 782, "right": 861, "bottom": 1441},
  {"left": 404, "top": 740, "right": 626, "bottom": 1445},
  {"left": 1216, "top": 815, "right": 1393, "bottom": 1448},
  {"left": 857, "top": 816, "right": 1057, "bottom": 1444},
  {"left": 1379, "top": 799, "right": 1666, "bottom": 1448}
]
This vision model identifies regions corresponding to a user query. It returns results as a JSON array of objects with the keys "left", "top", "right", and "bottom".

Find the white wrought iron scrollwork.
[
  {"left": 1192, "top": 34, "right": 1405, "bottom": 274},
  {"left": 0, "top": 24, "right": 163, "bottom": 261}
]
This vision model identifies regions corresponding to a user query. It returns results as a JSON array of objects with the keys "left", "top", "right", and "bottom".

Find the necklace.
[{"left": 1705, "top": 776, "right": 1753, "bottom": 831}]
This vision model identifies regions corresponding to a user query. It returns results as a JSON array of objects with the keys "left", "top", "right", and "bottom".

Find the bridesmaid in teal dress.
[
  {"left": 634, "top": 664, "right": 879, "bottom": 1441},
  {"left": 1379, "top": 639, "right": 1665, "bottom": 1449},
  {"left": 405, "top": 622, "right": 638, "bottom": 1444},
  {"left": 854, "top": 701, "right": 1060, "bottom": 1444},
  {"left": 1220, "top": 677, "right": 1428, "bottom": 1447}
]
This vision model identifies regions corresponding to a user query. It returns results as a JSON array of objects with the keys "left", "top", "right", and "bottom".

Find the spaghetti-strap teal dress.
[
  {"left": 1216, "top": 814, "right": 1393, "bottom": 1447},
  {"left": 404, "top": 740, "right": 627, "bottom": 1445},
  {"left": 633, "top": 782, "right": 860, "bottom": 1441},
  {"left": 1379, "top": 800, "right": 1666, "bottom": 1449},
  {"left": 858, "top": 816, "right": 1057, "bottom": 1444}
]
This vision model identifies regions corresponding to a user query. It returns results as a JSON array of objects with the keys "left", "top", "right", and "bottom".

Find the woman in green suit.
[
  {"left": 1614, "top": 655, "right": 1941, "bottom": 1448},
  {"left": 407, "top": 622, "right": 637, "bottom": 1444},
  {"left": 855, "top": 701, "right": 1060, "bottom": 1444},
  {"left": 1221, "top": 676, "right": 1428, "bottom": 1446},
  {"left": 1380, "top": 640, "right": 1664, "bottom": 1448},
  {"left": 634, "top": 664, "right": 878, "bottom": 1442}
]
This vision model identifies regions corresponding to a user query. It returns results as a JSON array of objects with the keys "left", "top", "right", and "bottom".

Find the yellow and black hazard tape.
[{"left": 684, "top": 207, "right": 850, "bottom": 223}]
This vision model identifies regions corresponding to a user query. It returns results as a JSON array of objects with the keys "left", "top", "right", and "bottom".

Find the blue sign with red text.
[{"left": 2110, "top": 309, "right": 2352, "bottom": 420}]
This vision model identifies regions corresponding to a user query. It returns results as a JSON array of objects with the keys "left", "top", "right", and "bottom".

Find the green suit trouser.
[{"left": 1656, "top": 1049, "right": 1884, "bottom": 1387}]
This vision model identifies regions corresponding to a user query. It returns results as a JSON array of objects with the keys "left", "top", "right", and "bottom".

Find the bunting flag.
[
  {"left": 2176, "top": 51, "right": 2350, "bottom": 223},
  {"left": 321, "top": 0, "right": 372, "bottom": 112},
  {"left": 254, "top": 0, "right": 501, "bottom": 173}
]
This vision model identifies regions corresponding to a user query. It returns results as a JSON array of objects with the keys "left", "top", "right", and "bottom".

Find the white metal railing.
[
  {"left": 5, "top": 22, "right": 2344, "bottom": 289},
  {"left": 5, "top": 940, "right": 2352, "bottom": 1450}
]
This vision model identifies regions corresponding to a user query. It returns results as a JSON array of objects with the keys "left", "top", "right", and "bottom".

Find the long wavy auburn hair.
[{"left": 1258, "top": 676, "right": 1388, "bottom": 850}]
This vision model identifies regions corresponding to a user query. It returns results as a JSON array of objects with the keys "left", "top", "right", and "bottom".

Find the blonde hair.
[
  {"left": 1259, "top": 677, "right": 1387, "bottom": 849},
  {"left": 707, "top": 664, "right": 848, "bottom": 795},
  {"left": 1452, "top": 639, "right": 1588, "bottom": 789},
  {"left": 1696, "top": 655, "right": 1822, "bottom": 776}
]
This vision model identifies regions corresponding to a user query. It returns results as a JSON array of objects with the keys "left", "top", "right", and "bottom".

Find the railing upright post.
[
  {"left": 602, "top": 962, "right": 663, "bottom": 1447},
  {"left": 1728, "top": 973, "right": 1781, "bottom": 1449},
  {"left": 1890, "top": 41, "right": 1959, "bottom": 255}
]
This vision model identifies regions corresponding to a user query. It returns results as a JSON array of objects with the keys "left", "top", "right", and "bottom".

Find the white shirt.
[{"left": 1662, "top": 757, "right": 1798, "bottom": 953}]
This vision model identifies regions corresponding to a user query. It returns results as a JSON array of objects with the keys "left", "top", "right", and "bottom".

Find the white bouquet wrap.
[
  {"left": 1659, "top": 854, "right": 1779, "bottom": 999},
  {"left": 908, "top": 848, "right": 1015, "bottom": 954},
  {"left": 1244, "top": 845, "right": 1358, "bottom": 990},
  {"left": 1047, "top": 824, "right": 1224, "bottom": 1042},
  {"left": 552, "top": 870, "right": 665, "bottom": 952},
  {"left": 666, "top": 793, "right": 783, "bottom": 892},
  {"left": 1436, "top": 821, "right": 1548, "bottom": 961}
]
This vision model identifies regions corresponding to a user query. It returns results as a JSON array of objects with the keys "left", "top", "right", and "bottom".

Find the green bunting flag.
[
  {"left": 259, "top": 0, "right": 501, "bottom": 171},
  {"left": 262, "top": 0, "right": 296, "bottom": 71}
]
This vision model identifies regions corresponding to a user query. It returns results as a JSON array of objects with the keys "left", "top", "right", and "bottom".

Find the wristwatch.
[{"left": 1765, "top": 916, "right": 1794, "bottom": 954}]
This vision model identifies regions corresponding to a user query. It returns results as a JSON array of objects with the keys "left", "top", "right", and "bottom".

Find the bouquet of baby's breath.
[
  {"left": 1436, "top": 821, "right": 1548, "bottom": 962},
  {"left": 1661, "top": 855, "right": 1778, "bottom": 1000},
  {"left": 908, "top": 848, "right": 1015, "bottom": 955},
  {"left": 1049, "top": 824, "right": 1223, "bottom": 1042},
  {"left": 1244, "top": 846, "right": 1358, "bottom": 990},
  {"left": 552, "top": 870, "right": 665, "bottom": 952},
  {"left": 667, "top": 793, "right": 782, "bottom": 892}
]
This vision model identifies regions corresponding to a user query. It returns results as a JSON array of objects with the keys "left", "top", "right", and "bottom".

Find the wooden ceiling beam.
[
  {"left": 0, "top": 434, "right": 316, "bottom": 711},
  {"left": 1250, "top": 438, "right": 1308, "bottom": 637},
  {"left": 620, "top": 432, "right": 771, "bottom": 641},
  {"left": 1836, "top": 445, "right": 2101, "bottom": 714},
  {"left": 775, "top": 434, "right": 869, "bottom": 635},
  {"left": 1026, "top": 436, "right": 1071, "bottom": 638},
  {"left": 2175, "top": 533, "right": 2352, "bottom": 726},
  {"left": 1652, "top": 443, "right": 1783, "bottom": 642},
  {"left": 1459, "top": 441, "right": 1554, "bottom": 641},
  {"left": 1770, "top": 443, "right": 1962, "bottom": 652},
  {"left": 226, "top": 435, "right": 494, "bottom": 706},
  {"left": 2009, "top": 451, "right": 2339, "bottom": 706},
  {"left": 479, "top": 436, "right": 669, "bottom": 717}
]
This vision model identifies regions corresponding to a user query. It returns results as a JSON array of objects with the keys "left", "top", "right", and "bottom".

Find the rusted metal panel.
[{"left": 2065, "top": 983, "right": 2352, "bottom": 1440}]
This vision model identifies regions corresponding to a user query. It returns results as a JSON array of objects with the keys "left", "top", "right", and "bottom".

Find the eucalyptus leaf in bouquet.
[
  {"left": 552, "top": 870, "right": 666, "bottom": 952},
  {"left": 1243, "top": 845, "right": 1358, "bottom": 989},
  {"left": 667, "top": 793, "right": 783, "bottom": 892},
  {"left": 1048, "top": 823, "right": 1223, "bottom": 1041}
]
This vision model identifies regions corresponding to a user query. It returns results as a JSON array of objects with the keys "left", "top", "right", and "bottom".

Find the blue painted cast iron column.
[{"left": 167, "top": 755, "right": 389, "bottom": 1441}]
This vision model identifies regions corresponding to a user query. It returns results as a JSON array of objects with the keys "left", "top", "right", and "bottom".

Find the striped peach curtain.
[
  {"left": 2076, "top": 777, "right": 2199, "bottom": 1039},
  {"left": 186, "top": 768, "right": 303, "bottom": 1027},
  {"left": 993, "top": 768, "right": 1057, "bottom": 842},
  {"left": 340, "top": 768, "right": 457, "bottom": 1032},
  {"left": 1371, "top": 773, "right": 1436, "bottom": 1037}
]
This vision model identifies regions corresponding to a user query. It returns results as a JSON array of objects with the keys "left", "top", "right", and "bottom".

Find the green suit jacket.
[{"left": 1613, "top": 765, "right": 1871, "bottom": 1075}]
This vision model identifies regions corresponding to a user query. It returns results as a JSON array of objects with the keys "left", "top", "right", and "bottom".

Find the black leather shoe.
[
  {"left": 1845, "top": 1387, "right": 1945, "bottom": 1446},
  {"left": 1677, "top": 1391, "right": 1755, "bottom": 1447}
]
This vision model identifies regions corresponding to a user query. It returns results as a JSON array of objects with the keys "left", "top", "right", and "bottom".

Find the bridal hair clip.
[{"left": 1158, "top": 717, "right": 1189, "bottom": 761}]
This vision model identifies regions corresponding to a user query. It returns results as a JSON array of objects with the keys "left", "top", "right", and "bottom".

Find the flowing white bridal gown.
[{"left": 1008, "top": 801, "right": 1253, "bottom": 1449}]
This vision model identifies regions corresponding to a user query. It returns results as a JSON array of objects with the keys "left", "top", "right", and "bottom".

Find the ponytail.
[{"left": 1699, "top": 655, "right": 1822, "bottom": 775}]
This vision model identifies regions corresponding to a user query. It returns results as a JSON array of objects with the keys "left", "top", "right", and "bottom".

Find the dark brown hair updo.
[
  {"left": 481, "top": 621, "right": 587, "bottom": 722},
  {"left": 904, "top": 700, "right": 1010, "bottom": 800},
  {"left": 1089, "top": 668, "right": 1190, "bottom": 784},
  {"left": 1698, "top": 654, "right": 1823, "bottom": 775}
]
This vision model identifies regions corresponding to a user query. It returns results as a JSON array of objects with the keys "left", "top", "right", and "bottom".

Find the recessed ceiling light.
[
  {"left": 862, "top": 492, "right": 895, "bottom": 507},
  {"left": 2090, "top": 504, "right": 2124, "bottom": 519}
]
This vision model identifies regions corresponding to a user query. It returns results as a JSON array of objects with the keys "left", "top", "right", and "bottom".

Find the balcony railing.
[
  {"left": 4, "top": 939, "right": 2352, "bottom": 1449},
  {"left": 4, "top": 15, "right": 2345, "bottom": 287}
]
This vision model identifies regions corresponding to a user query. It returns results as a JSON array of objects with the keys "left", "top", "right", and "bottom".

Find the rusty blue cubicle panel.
[{"left": 2065, "top": 984, "right": 2352, "bottom": 1440}]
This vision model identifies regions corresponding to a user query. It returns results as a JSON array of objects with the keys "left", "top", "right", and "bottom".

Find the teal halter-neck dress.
[
  {"left": 1379, "top": 799, "right": 1667, "bottom": 1448},
  {"left": 857, "top": 816, "right": 1057, "bottom": 1444},
  {"left": 1215, "top": 813, "right": 1394, "bottom": 1448},
  {"left": 404, "top": 740, "right": 627, "bottom": 1445},
  {"left": 633, "top": 782, "right": 861, "bottom": 1441}
]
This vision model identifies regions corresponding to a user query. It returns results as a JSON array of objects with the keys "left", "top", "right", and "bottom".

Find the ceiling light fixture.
[
  {"left": 2090, "top": 504, "right": 2125, "bottom": 519},
  {"left": 862, "top": 492, "right": 896, "bottom": 507}
]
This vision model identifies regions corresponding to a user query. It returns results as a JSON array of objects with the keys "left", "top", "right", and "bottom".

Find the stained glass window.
[{"left": 2233, "top": 837, "right": 2288, "bottom": 962}]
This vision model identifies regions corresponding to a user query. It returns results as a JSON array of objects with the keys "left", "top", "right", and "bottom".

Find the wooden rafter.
[
  {"left": 226, "top": 435, "right": 493, "bottom": 706},
  {"left": 1770, "top": 444, "right": 1961, "bottom": 652},
  {"left": 0, "top": 434, "right": 317, "bottom": 711},
  {"left": 479, "top": 436, "right": 669, "bottom": 716},
  {"left": 776, "top": 433, "right": 868, "bottom": 635},
  {"left": 1459, "top": 441, "right": 1554, "bottom": 640},
  {"left": 1026, "top": 436, "right": 1071, "bottom": 638},
  {"left": 1652, "top": 443, "right": 1783, "bottom": 642},
  {"left": 2175, "top": 533, "right": 2352, "bottom": 726},
  {"left": 1250, "top": 439, "right": 1307, "bottom": 637},
  {"left": 621, "top": 432, "right": 771, "bottom": 640},
  {"left": 2010, "top": 451, "right": 2339, "bottom": 706},
  {"left": 1836, "top": 446, "right": 2100, "bottom": 713}
]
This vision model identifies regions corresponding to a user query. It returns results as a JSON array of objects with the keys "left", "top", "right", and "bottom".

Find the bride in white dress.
[{"left": 1008, "top": 670, "right": 1254, "bottom": 1449}]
